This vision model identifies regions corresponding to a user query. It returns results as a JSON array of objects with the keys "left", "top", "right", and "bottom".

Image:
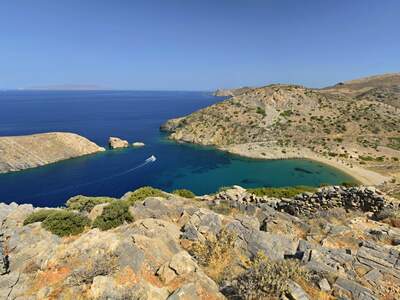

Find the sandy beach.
[{"left": 220, "top": 143, "right": 390, "bottom": 186}]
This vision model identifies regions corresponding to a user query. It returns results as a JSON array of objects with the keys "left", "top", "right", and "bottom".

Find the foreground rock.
[
  {"left": 0, "top": 132, "right": 105, "bottom": 174},
  {"left": 0, "top": 185, "right": 399, "bottom": 299},
  {"left": 108, "top": 136, "right": 129, "bottom": 149}
]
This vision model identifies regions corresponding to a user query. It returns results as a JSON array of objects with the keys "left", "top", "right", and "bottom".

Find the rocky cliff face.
[
  {"left": 0, "top": 132, "right": 105, "bottom": 174},
  {"left": 0, "top": 186, "right": 399, "bottom": 299}
]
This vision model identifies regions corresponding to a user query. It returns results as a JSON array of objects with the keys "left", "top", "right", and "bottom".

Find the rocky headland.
[
  {"left": 0, "top": 185, "right": 399, "bottom": 299},
  {"left": 162, "top": 73, "right": 400, "bottom": 191},
  {"left": 0, "top": 132, "right": 105, "bottom": 174}
]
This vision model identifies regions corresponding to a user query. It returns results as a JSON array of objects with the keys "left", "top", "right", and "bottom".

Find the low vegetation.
[
  {"left": 23, "top": 209, "right": 58, "bottom": 225},
  {"left": 188, "top": 228, "right": 239, "bottom": 282},
  {"left": 92, "top": 201, "right": 133, "bottom": 231},
  {"left": 124, "top": 186, "right": 165, "bottom": 205},
  {"left": 42, "top": 211, "right": 90, "bottom": 237},
  {"left": 388, "top": 137, "right": 400, "bottom": 150},
  {"left": 232, "top": 253, "right": 308, "bottom": 299},
  {"left": 172, "top": 189, "right": 196, "bottom": 198},
  {"left": 68, "top": 256, "right": 118, "bottom": 286},
  {"left": 66, "top": 195, "right": 115, "bottom": 213},
  {"left": 247, "top": 186, "right": 317, "bottom": 198}
]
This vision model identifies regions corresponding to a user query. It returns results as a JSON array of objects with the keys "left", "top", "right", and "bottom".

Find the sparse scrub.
[
  {"left": 42, "top": 211, "right": 90, "bottom": 237},
  {"left": 189, "top": 228, "right": 239, "bottom": 282},
  {"left": 124, "top": 186, "right": 165, "bottom": 205},
  {"left": 230, "top": 253, "right": 309, "bottom": 299},
  {"left": 68, "top": 256, "right": 118, "bottom": 286},
  {"left": 247, "top": 186, "right": 316, "bottom": 198},
  {"left": 92, "top": 201, "right": 133, "bottom": 231},
  {"left": 66, "top": 195, "right": 115, "bottom": 213},
  {"left": 172, "top": 189, "right": 196, "bottom": 198},
  {"left": 23, "top": 209, "right": 58, "bottom": 226},
  {"left": 256, "top": 107, "right": 266, "bottom": 116}
]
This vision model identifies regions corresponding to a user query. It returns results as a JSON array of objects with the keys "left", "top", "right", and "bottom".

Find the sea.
[{"left": 0, "top": 90, "right": 355, "bottom": 207}]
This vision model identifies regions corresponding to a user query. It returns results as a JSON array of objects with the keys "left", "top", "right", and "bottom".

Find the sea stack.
[{"left": 108, "top": 137, "right": 129, "bottom": 149}]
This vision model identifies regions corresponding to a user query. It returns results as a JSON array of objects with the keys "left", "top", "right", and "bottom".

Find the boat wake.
[{"left": 25, "top": 155, "right": 157, "bottom": 199}]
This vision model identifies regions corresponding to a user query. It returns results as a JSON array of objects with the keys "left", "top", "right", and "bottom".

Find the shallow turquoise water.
[{"left": 0, "top": 91, "right": 355, "bottom": 207}]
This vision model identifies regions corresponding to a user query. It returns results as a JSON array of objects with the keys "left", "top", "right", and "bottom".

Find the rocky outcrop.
[
  {"left": 0, "top": 186, "right": 399, "bottom": 299},
  {"left": 214, "top": 87, "right": 251, "bottom": 97},
  {"left": 132, "top": 142, "right": 145, "bottom": 147},
  {"left": 0, "top": 132, "right": 105, "bottom": 174},
  {"left": 108, "top": 136, "right": 129, "bottom": 149}
]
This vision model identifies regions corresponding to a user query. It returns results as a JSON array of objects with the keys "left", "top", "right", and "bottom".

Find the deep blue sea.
[{"left": 0, "top": 91, "right": 355, "bottom": 207}]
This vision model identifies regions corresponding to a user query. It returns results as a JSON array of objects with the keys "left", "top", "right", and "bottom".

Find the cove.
[{"left": 0, "top": 91, "right": 355, "bottom": 207}]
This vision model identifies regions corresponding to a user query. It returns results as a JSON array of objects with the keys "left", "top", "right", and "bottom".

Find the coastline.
[{"left": 218, "top": 143, "right": 390, "bottom": 186}]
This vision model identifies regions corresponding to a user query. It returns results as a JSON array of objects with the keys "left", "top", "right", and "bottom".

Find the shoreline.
[{"left": 217, "top": 143, "right": 390, "bottom": 186}]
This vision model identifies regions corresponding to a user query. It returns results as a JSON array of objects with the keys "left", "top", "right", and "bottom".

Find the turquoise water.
[{"left": 0, "top": 91, "right": 355, "bottom": 207}]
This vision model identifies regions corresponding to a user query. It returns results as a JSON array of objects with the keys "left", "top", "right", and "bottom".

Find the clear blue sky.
[{"left": 0, "top": 0, "right": 399, "bottom": 90}]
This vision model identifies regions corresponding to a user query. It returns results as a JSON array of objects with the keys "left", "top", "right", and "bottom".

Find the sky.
[{"left": 0, "top": 0, "right": 399, "bottom": 90}]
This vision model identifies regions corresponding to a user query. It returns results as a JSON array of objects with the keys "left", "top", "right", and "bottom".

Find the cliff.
[
  {"left": 0, "top": 185, "right": 399, "bottom": 299},
  {"left": 0, "top": 132, "right": 105, "bottom": 174}
]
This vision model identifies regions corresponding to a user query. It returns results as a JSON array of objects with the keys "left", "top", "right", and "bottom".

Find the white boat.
[{"left": 146, "top": 155, "right": 156, "bottom": 162}]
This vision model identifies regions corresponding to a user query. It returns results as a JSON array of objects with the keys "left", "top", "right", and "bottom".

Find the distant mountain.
[{"left": 23, "top": 84, "right": 110, "bottom": 91}]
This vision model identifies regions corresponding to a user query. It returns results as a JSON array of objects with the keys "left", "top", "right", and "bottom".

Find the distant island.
[{"left": 21, "top": 84, "right": 109, "bottom": 91}]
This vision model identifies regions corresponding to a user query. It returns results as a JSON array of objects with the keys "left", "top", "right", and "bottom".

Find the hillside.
[
  {"left": 162, "top": 74, "right": 400, "bottom": 187},
  {"left": 1, "top": 185, "right": 399, "bottom": 299},
  {"left": 0, "top": 132, "right": 105, "bottom": 173},
  {"left": 322, "top": 73, "right": 400, "bottom": 108}
]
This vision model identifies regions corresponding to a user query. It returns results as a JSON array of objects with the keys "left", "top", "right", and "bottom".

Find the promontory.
[
  {"left": 162, "top": 73, "right": 400, "bottom": 191},
  {"left": 0, "top": 132, "right": 105, "bottom": 174}
]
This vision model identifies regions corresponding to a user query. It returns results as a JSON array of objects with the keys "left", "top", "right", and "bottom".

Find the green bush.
[
  {"left": 247, "top": 186, "right": 316, "bottom": 198},
  {"left": 42, "top": 211, "right": 90, "bottom": 237},
  {"left": 341, "top": 181, "right": 360, "bottom": 187},
  {"left": 172, "top": 189, "right": 196, "bottom": 198},
  {"left": 92, "top": 201, "right": 133, "bottom": 231},
  {"left": 256, "top": 107, "right": 266, "bottom": 116},
  {"left": 124, "top": 186, "right": 165, "bottom": 205},
  {"left": 232, "top": 253, "right": 308, "bottom": 298},
  {"left": 66, "top": 195, "right": 115, "bottom": 213},
  {"left": 23, "top": 209, "right": 58, "bottom": 226}
]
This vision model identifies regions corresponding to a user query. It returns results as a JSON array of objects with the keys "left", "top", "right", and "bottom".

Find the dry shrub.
[
  {"left": 189, "top": 228, "right": 240, "bottom": 282},
  {"left": 231, "top": 253, "right": 309, "bottom": 300},
  {"left": 208, "top": 201, "right": 237, "bottom": 216},
  {"left": 67, "top": 257, "right": 118, "bottom": 286},
  {"left": 388, "top": 217, "right": 400, "bottom": 228},
  {"left": 376, "top": 208, "right": 400, "bottom": 228},
  {"left": 296, "top": 277, "right": 334, "bottom": 300}
]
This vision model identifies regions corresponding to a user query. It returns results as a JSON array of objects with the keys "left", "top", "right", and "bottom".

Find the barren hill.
[
  {"left": 0, "top": 132, "right": 105, "bottom": 173},
  {"left": 162, "top": 74, "right": 400, "bottom": 186}
]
